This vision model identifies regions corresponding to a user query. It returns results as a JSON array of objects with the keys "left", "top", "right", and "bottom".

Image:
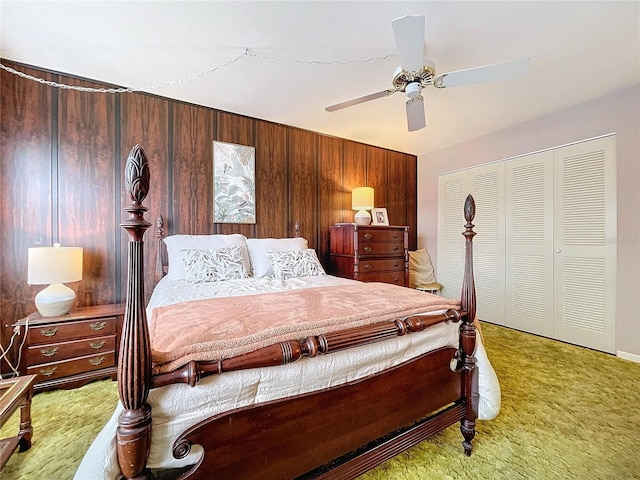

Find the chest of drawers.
[
  {"left": 14, "top": 304, "right": 123, "bottom": 391},
  {"left": 329, "top": 224, "right": 409, "bottom": 286}
]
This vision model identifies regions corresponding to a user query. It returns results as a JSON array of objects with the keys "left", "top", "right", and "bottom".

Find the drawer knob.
[
  {"left": 40, "top": 347, "right": 59, "bottom": 358},
  {"left": 393, "top": 277, "right": 400, "bottom": 282},
  {"left": 90, "top": 321, "right": 106, "bottom": 331},
  {"left": 90, "top": 340, "right": 106, "bottom": 350},
  {"left": 40, "top": 327, "right": 58, "bottom": 338},
  {"left": 363, "top": 233, "right": 372, "bottom": 240},
  {"left": 393, "top": 234, "right": 398, "bottom": 239},
  {"left": 364, "top": 264, "right": 372, "bottom": 270},
  {"left": 89, "top": 356, "right": 106, "bottom": 366},
  {"left": 363, "top": 246, "right": 372, "bottom": 253},
  {"left": 394, "top": 263, "right": 399, "bottom": 268},
  {"left": 40, "top": 366, "right": 57, "bottom": 377},
  {"left": 393, "top": 246, "right": 399, "bottom": 251}
]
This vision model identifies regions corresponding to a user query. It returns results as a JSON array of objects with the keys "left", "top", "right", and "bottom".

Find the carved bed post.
[
  {"left": 118, "top": 145, "right": 154, "bottom": 480},
  {"left": 460, "top": 194, "right": 479, "bottom": 456},
  {"left": 155, "top": 214, "right": 165, "bottom": 284}
]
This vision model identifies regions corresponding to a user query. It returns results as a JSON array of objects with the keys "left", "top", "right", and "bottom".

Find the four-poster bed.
[{"left": 85, "top": 145, "right": 489, "bottom": 479}]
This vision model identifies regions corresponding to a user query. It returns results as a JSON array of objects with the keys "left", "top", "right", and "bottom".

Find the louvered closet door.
[
  {"left": 437, "top": 172, "right": 467, "bottom": 299},
  {"left": 469, "top": 163, "right": 506, "bottom": 325},
  {"left": 553, "top": 136, "right": 616, "bottom": 353},
  {"left": 506, "top": 151, "right": 555, "bottom": 337}
]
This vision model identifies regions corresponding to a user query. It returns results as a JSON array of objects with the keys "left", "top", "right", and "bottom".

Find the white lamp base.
[
  {"left": 35, "top": 283, "right": 76, "bottom": 317},
  {"left": 354, "top": 209, "right": 371, "bottom": 225}
]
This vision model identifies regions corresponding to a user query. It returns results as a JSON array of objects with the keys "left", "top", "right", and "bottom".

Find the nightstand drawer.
[
  {"left": 357, "top": 229, "right": 404, "bottom": 243},
  {"left": 357, "top": 271, "right": 406, "bottom": 285},
  {"left": 26, "top": 334, "right": 116, "bottom": 366},
  {"left": 358, "top": 242, "right": 404, "bottom": 256},
  {"left": 358, "top": 258, "right": 404, "bottom": 273},
  {"left": 27, "top": 317, "right": 117, "bottom": 345},
  {"left": 27, "top": 352, "right": 115, "bottom": 383}
]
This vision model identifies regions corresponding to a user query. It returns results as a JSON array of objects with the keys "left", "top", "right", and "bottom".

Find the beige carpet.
[{"left": 2, "top": 322, "right": 640, "bottom": 480}]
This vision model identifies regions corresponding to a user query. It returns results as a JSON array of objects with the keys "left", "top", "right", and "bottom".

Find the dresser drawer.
[
  {"left": 356, "top": 271, "right": 406, "bottom": 285},
  {"left": 27, "top": 317, "right": 117, "bottom": 345},
  {"left": 358, "top": 258, "right": 404, "bottom": 273},
  {"left": 26, "top": 334, "right": 115, "bottom": 367},
  {"left": 27, "top": 352, "right": 115, "bottom": 383},
  {"left": 357, "top": 229, "right": 405, "bottom": 243},
  {"left": 358, "top": 242, "right": 404, "bottom": 256}
]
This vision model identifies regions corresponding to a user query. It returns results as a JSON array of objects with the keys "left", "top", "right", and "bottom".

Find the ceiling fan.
[{"left": 325, "top": 15, "right": 531, "bottom": 132}]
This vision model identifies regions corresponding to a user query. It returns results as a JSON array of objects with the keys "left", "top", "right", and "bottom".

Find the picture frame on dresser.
[{"left": 371, "top": 208, "right": 389, "bottom": 225}]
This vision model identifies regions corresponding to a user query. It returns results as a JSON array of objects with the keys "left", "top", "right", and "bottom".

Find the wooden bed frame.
[{"left": 116, "top": 145, "right": 479, "bottom": 480}]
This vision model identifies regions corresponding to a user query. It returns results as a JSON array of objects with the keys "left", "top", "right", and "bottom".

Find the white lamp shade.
[
  {"left": 28, "top": 246, "right": 83, "bottom": 285},
  {"left": 352, "top": 187, "right": 374, "bottom": 210}
]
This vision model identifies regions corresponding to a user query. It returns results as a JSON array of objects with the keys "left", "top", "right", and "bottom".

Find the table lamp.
[
  {"left": 352, "top": 187, "right": 374, "bottom": 225},
  {"left": 28, "top": 243, "right": 83, "bottom": 317}
]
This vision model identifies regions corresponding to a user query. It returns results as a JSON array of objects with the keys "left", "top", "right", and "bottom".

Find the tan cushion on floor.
[{"left": 408, "top": 248, "right": 437, "bottom": 289}]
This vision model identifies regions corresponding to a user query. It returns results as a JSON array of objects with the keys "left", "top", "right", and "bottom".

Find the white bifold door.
[
  {"left": 438, "top": 162, "right": 506, "bottom": 326},
  {"left": 439, "top": 135, "right": 616, "bottom": 353}
]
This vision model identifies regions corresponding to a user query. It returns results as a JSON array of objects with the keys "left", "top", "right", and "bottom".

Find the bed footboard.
[{"left": 117, "top": 145, "right": 478, "bottom": 479}]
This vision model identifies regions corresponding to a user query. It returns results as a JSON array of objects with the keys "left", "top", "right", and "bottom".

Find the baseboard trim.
[{"left": 617, "top": 350, "right": 640, "bottom": 363}]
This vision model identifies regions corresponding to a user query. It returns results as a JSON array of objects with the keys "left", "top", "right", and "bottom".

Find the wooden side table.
[
  {"left": 329, "top": 224, "right": 410, "bottom": 287},
  {"left": 0, "top": 374, "right": 35, "bottom": 469},
  {"left": 13, "top": 304, "right": 124, "bottom": 391}
]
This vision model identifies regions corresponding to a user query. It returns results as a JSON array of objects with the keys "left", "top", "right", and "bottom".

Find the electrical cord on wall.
[{"left": 0, "top": 318, "right": 29, "bottom": 379}]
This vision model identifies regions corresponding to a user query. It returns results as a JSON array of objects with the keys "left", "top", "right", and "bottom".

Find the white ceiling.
[{"left": 1, "top": 1, "right": 638, "bottom": 156}]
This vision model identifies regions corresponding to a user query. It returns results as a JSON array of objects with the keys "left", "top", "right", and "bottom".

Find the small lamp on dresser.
[
  {"left": 28, "top": 243, "right": 83, "bottom": 317},
  {"left": 352, "top": 187, "right": 374, "bottom": 225}
]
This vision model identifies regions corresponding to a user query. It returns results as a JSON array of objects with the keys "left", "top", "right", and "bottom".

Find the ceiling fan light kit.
[{"left": 325, "top": 15, "right": 531, "bottom": 133}]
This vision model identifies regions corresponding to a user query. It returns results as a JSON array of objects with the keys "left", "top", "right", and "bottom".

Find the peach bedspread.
[{"left": 150, "top": 282, "right": 460, "bottom": 374}]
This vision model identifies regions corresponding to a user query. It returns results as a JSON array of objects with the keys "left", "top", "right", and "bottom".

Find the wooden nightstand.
[
  {"left": 13, "top": 304, "right": 124, "bottom": 391},
  {"left": 329, "top": 224, "right": 409, "bottom": 287}
]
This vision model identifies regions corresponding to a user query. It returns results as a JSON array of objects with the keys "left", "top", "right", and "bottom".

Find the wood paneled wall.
[{"left": 0, "top": 60, "right": 417, "bottom": 372}]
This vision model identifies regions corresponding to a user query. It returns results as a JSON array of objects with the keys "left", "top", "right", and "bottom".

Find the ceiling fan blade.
[
  {"left": 392, "top": 15, "right": 425, "bottom": 73},
  {"left": 406, "top": 96, "right": 426, "bottom": 132},
  {"left": 325, "top": 89, "right": 395, "bottom": 112},
  {"left": 435, "top": 58, "right": 531, "bottom": 88}
]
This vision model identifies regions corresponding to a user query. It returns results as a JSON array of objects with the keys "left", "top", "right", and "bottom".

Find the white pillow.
[
  {"left": 266, "top": 249, "right": 326, "bottom": 280},
  {"left": 181, "top": 246, "right": 249, "bottom": 284},
  {"left": 246, "top": 237, "right": 309, "bottom": 277},
  {"left": 164, "top": 234, "right": 250, "bottom": 281}
]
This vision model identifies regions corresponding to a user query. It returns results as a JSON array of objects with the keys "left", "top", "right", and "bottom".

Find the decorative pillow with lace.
[
  {"left": 181, "top": 245, "right": 249, "bottom": 284},
  {"left": 266, "top": 249, "right": 326, "bottom": 280}
]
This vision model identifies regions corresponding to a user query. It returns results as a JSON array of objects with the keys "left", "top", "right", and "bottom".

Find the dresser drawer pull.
[
  {"left": 363, "top": 233, "right": 372, "bottom": 240},
  {"left": 40, "top": 347, "right": 59, "bottom": 357},
  {"left": 363, "top": 264, "right": 372, "bottom": 270},
  {"left": 394, "top": 262, "right": 399, "bottom": 268},
  {"left": 90, "top": 340, "right": 106, "bottom": 350},
  {"left": 40, "top": 366, "right": 57, "bottom": 377},
  {"left": 363, "top": 246, "right": 372, "bottom": 253},
  {"left": 89, "top": 321, "right": 106, "bottom": 331},
  {"left": 393, "top": 277, "right": 400, "bottom": 282},
  {"left": 393, "top": 234, "right": 398, "bottom": 239},
  {"left": 393, "top": 246, "right": 399, "bottom": 251},
  {"left": 40, "top": 327, "right": 58, "bottom": 337},
  {"left": 89, "top": 356, "right": 106, "bottom": 366}
]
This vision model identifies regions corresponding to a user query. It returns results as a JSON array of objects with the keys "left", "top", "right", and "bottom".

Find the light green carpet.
[{"left": 2, "top": 323, "right": 640, "bottom": 479}]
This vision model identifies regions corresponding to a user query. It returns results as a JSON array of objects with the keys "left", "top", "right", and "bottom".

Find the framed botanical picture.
[
  {"left": 371, "top": 207, "right": 389, "bottom": 226},
  {"left": 213, "top": 141, "right": 256, "bottom": 223}
]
